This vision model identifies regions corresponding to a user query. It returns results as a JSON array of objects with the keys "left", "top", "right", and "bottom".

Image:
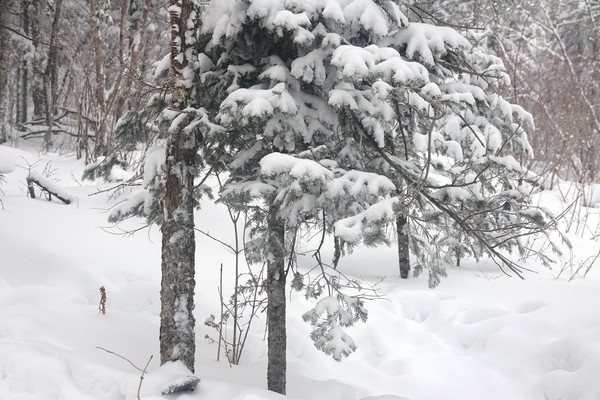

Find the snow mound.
[{"left": 2, "top": 143, "right": 600, "bottom": 400}]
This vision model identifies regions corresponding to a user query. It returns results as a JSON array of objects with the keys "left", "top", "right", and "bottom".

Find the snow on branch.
[
  {"left": 302, "top": 294, "right": 368, "bottom": 361},
  {"left": 388, "top": 22, "right": 470, "bottom": 67},
  {"left": 334, "top": 197, "right": 399, "bottom": 245},
  {"left": 260, "top": 153, "right": 333, "bottom": 183},
  {"left": 27, "top": 172, "right": 76, "bottom": 205}
]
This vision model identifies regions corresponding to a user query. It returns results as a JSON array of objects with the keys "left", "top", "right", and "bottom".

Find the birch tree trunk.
[
  {"left": 160, "top": 0, "right": 199, "bottom": 373},
  {"left": 267, "top": 205, "right": 286, "bottom": 394}
]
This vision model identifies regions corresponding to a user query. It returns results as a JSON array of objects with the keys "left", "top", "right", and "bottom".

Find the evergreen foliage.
[
  {"left": 189, "top": 0, "right": 564, "bottom": 363},
  {"left": 104, "top": 0, "right": 564, "bottom": 369}
]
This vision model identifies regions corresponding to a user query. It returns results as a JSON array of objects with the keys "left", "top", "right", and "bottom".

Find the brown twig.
[
  {"left": 99, "top": 286, "right": 106, "bottom": 315},
  {"left": 95, "top": 347, "right": 153, "bottom": 400},
  {"left": 96, "top": 346, "right": 146, "bottom": 372},
  {"left": 137, "top": 355, "right": 153, "bottom": 400}
]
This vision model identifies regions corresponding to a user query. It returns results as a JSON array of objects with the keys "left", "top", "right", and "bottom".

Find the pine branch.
[{"left": 353, "top": 114, "right": 540, "bottom": 279}]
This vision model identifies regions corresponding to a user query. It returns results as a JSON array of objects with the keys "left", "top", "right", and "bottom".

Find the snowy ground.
[{"left": 2, "top": 140, "right": 600, "bottom": 400}]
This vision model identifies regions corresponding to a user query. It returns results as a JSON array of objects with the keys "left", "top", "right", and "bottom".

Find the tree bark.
[
  {"left": 16, "top": 0, "right": 29, "bottom": 126},
  {"left": 0, "top": 0, "right": 12, "bottom": 143},
  {"left": 397, "top": 214, "right": 410, "bottom": 279},
  {"left": 267, "top": 205, "right": 286, "bottom": 394},
  {"left": 43, "top": 0, "right": 62, "bottom": 150},
  {"left": 17, "top": 60, "right": 27, "bottom": 125},
  {"left": 160, "top": 131, "right": 197, "bottom": 372},
  {"left": 30, "top": 0, "right": 44, "bottom": 119},
  {"left": 160, "top": 0, "right": 198, "bottom": 374},
  {"left": 90, "top": 0, "right": 107, "bottom": 157}
]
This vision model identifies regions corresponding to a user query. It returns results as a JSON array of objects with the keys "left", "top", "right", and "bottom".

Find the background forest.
[{"left": 2, "top": 0, "right": 600, "bottom": 185}]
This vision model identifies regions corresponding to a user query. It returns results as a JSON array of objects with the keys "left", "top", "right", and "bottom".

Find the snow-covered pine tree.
[
  {"left": 197, "top": 0, "right": 564, "bottom": 372},
  {"left": 104, "top": 0, "right": 563, "bottom": 392},
  {"left": 196, "top": 0, "right": 415, "bottom": 392}
]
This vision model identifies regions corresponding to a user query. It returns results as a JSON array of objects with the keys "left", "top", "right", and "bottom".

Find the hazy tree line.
[
  {"left": 0, "top": 0, "right": 597, "bottom": 396},
  {"left": 421, "top": 0, "right": 600, "bottom": 185},
  {"left": 0, "top": 0, "right": 168, "bottom": 159},
  {"left": 0, "top": 1, "right": 597, "bottom": 181}
]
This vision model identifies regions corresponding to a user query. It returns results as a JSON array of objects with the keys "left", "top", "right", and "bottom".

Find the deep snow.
[{"left": 1, "top": 141, "right": 600, "bottom": 400}]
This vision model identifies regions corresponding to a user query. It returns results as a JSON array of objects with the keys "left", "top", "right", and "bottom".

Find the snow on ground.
[{"left": 1, "top": 141, "right": 600, "bottom": 400}]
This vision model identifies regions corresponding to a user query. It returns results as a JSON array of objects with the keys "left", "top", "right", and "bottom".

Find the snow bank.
[
  {"left": 0, "top": 145, "right": 22, "bottom": 174},
  {"left": 3, "top": 144, "right": 600, "bottom": 400}
]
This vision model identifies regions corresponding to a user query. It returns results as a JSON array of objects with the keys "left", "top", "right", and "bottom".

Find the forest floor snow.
[{"left": 1, "top": 142, "right": 600, "bottom": 400}]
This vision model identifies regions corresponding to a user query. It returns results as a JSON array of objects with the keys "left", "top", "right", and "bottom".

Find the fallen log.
[{"left": 26, "top": 171, "right": 76, "bottom": 205}]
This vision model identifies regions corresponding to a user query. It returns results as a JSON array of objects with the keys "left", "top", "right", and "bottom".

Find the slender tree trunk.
[
  {"left": 29, "top": 0, "right": 45, "bottom": 119},
  {"left": 115, "top": 0, "right": 151, "bottom": 116},
  {"left": 160, "top": 0, "right": 199, "bottom": 373},
  {"left": 17, "top": 61, "right": 28, "bottom": 125},
  {"left": 43, "top": 0, "right": 62, "bottom": 150},
  {"left": 16, "top": 0, "right": 29, "bottom": 126},
  {"left": 90, "top": 0, "right": 107, "bottom": 157},
  {"left": 267, "top": 205, "right": 286, "bottom": 394},
  {"left": 0, "top": 0, "right": 12, "bottom": 143},
  {"left": 397, "top": 214, "right": 410, "bottom": 279}
]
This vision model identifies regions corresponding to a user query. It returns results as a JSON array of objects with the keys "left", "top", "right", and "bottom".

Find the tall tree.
[
  {"left": 197, "top": 0, "right": 562, "bottom": 394},
  {"left": 0, "top": 0, "right": 12, "bottom": 143},
  {"left": 159, "top": 0, "right": 201, "bottom": 372},
  {"left": 107, "top": 0, "right": 563, "bottom": 394},
  {"left": 16, "top": 0, "right": 30, "bottom": 126},
  {"left": 43, "top": 0, "right": 63, "bottom": 150},
  {"left": 89, "top": 0, "right": 108, "bottom": 156}
]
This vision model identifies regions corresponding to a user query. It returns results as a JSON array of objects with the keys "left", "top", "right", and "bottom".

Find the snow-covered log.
[{"left": 26, "top": 171, "right": 75, "bottom": 205}]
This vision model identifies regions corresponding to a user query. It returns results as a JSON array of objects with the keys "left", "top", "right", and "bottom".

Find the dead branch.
[
  {"left": 95, "top": 347, "right": 152, "bottom": 400},
  {"left": 137, "top": 355, "right": 153, "bottom": 400},
  {"left": 26, "top": 175, "right": 72, "bottom": 204},
  {"left": 99, "top": 286, "right": 106, "bottom": 314}
]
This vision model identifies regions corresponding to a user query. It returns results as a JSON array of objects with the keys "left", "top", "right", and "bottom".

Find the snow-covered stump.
[{"left": 26, "top": 171, "right": 75, "bottom": 204}]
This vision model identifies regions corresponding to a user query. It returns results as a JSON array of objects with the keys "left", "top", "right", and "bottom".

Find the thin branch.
[
  {"left": 0, "top": 24, "right": 58, "bottom": 47},
  {"left": 137, "top": 355, "right": 153, "bottom": 400},
  {"left": 96, "top": 347, "right": 146, "bottom": 372},
  {"left": 195, "top": 227, "right": 239, "bottom": 253},
  {"left": 354, "top": 114, "right": 538, "bottom": 279}
]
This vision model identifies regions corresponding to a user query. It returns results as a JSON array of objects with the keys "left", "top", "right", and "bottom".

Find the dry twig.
[
  {"left": 99, "top": 286, "right": 106, "bottom": 314},
  {"left": 96, "top": 347, "right": 153, "bottom": 400}
]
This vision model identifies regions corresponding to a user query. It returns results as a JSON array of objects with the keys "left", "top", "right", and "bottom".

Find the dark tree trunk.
[
  {"left": 29, "top": 0, "right": 45, "bottom": 119},
  {"left": 90, "top": 0, "right": 107, "bottom": 157},
  {"left": 16, "top": 0, "right": 29, "bottom": 126},
  {"left": 267, "top": 205, "right": 286, "bottom": 394},
  {"left": 397, "top": 214, "right": 410, "bottom": 279},
  {"left": 159, "top": 133, "right": 197, "bottom": 371},
  {"left": 17, "top": 61, "right": 27, "bottom": 125},
  {"left": 159, "top": 0, "right": 198, "bottom": 374},
  {"left": 43, "top": 0, "right": 62, "bottom": 150},
  {"left": 0, "top": 0, "right": 12, "bottom": 142}
]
